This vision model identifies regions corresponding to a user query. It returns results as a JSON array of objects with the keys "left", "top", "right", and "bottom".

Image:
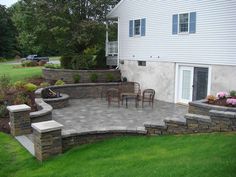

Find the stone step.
[
  {"left": 185, "top": 113, "right": 211, "bottom": 123},
  {"left": 144, "top": 121, "right": 167, "bottom": 129},
  {"left": 164, "top": 117, "right": 186, "bottom": 126}
]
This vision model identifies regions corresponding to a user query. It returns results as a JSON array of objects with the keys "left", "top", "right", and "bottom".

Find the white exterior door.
[{"left": 178, "top": 66, "right": 194, "bottom": 104}]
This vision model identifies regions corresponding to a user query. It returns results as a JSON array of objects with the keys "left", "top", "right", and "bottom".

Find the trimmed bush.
[
  {"left": 60, "top": 56, "right": 73, "bottom": 69},
  {"left": 14, "top": 81, "right": 26, "bottom": 90},
  {"left": 44, "top": 63, "right": 61, "bottom": 69},
  {"left": 22, "top": 60, "right": 38, "bottom": 67},
  {"left": 0, "top": 58, "right": 7, "bottom": 63},
  {"left": 40, "top": 82, "right": 50, "bottom": 88},
  {"left": 55, "top": 80, "right": 65, "bottom": 86},
  {"left": 24, "top": 83, "right": 38, "bottom": 92},
  {"left": 90, "top": 73, "right": 98, "bottom": 82},
  {"left": 71, "top": 55, "right": 96, "bottom": 70},
  {"left": 73, "top": 74, "right": 81, "bottom": 83},
  {"left": 106, "top": 73, "right": 114, "bottom": 82}
]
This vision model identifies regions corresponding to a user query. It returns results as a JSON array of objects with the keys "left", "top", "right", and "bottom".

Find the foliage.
[
  {"left": 216, "top": 91, "right": 229, "bottom": 99},
  {"left": 1, "top": 133, "right": 236, "bottom": 177},
  {"left": 230, "top": 90, "right": 236, "bottom": 97},
  {"left": 0, "top": 58, "right": 7, "bottom": 63},
  {"left": 13, "top": 93, "right": 30, "bottom": 105},
  {"left": 0, "top": 5, "right": 18, "bottom": 58},
  {"left": 0, "top": 75, "right": 11, "bottom": 92},
  {"left": 207, "top": 95, "right": 217, "bottom": 102},
  {"left": 40, "top": 82, "right": 50, "bottom": 88},
  {"left": 71, "top": 55, "right": 96, "bottom": 70},
  {"left": 24, "top": 83, "right": 38, "bottom": 92},
  {"left": 60, "top": 56, "right": 73, "bottom": 69},
  {"left": 226, "top": 98, "right": 236, "bottom": 106},
  {"left": 90, "top": 73, "right": 98, "bottom": 82},
  {"left": 44, "top": 63, "right": 61, "bottom": 69},
  {"left": 55, "top": 80, "right": 65, "bottom": 86},
  {"left": 73, "top": 74, "right": 81, "bottom": 83},
  {"left": 14, "top": 81, "right": 26, "bottom": 90},
  {"left": 106, "top": 73, "right": 115, "bottom": 82},
  {"left": 22, "top": 60, "right": 38, "bottom": 67},
  {"left": 0, "top": 105, "right": 8, "bottom": 118}
]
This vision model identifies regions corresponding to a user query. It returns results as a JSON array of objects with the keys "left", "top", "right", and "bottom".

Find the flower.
[
  {"left": 216, "top": 91, "right": 228, "bottom": 99},
  {"left": 226, "top": 98, "right": 236, "bottom": 106}
]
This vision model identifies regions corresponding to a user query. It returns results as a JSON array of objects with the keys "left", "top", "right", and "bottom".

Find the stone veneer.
[
  {"left": 32, "top": 120, "right": 63, "bottom": 161},
  {"left": 7, "top": 104, "right": 32, "bottom": 136},
  {"left": 43, "top": 94, "right": 70, "bottom": 109},
  {"left": 43, "top": 68, "right": 121, "bottom": 84}
]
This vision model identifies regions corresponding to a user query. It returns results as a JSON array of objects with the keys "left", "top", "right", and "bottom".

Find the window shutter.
[
  {"left": 190, "top": 12, "right": 196, "bottom": 33},
  {"left": 129, "top": 20, "right": 134, "bottom": 37},
  {"left": 172, "top": 14, "right": 178, "bottom": 34},
  {"left": 141, "top": 18, "right": 146, "bottom": 36}
]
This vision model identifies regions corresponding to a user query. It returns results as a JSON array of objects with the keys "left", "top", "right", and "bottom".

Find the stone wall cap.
[
  {"left": 7, "top": 104, "right": 31, "bottom": 112},
  {"left": 32, "top": 120, "right": 63, "bottom": 133}
]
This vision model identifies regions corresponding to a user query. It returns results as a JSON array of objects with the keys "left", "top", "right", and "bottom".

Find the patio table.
[{"left": 121, "top": 92, "right": 139, "bottom": 108}]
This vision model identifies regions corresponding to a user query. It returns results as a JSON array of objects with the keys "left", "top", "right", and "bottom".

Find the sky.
[{"left": 0, "top": 0, "right": 18, "bottom": 7}]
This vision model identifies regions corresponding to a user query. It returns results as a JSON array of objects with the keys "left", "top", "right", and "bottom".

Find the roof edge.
[{"left": 107, "top": 0, "right": 125, "bottom": 18}]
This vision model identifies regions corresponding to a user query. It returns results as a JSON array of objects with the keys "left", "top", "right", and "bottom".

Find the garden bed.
[{"left": 42, "top": 68, "right": 121, "bottom": 84}]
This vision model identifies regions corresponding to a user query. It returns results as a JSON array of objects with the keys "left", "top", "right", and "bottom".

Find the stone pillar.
[
  {"left": 32, "top": 120, "right": 63, "bottom": 161},
  {"left": 7, "top": 104, "right": 31, "bottom": 136}
]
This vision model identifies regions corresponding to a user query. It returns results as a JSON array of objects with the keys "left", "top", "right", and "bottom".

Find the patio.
[{"left": 52, "top": 99, "right": 188, "bottom": 134}]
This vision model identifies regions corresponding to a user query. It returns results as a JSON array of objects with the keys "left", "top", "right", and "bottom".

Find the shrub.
[
  {"left": 207, "top": 95, "right": 217, "bottom": 102},
  {"left": 106, "top": 73, "right": 114, "bottom": 82},
  {"left": 55, "top": 80, "right": 65, "bottom": 86},
  {"left": 60, "top": 56, "right": 73, "bottom": 69},
  {"left": 13, "top": 94, "right": 30, "bottom": 105},
  {"left": 71, "top": 55, "right": 97, "bottom": 70},
  {"left": 38, "top": 60, "right": 47, "bottom": 66},
  {"left": 0, "top": 105, "right": 8, "bottom": 118},
  {"left": 216, "top": 92, "right": 228, "bottom": 99},
  {"left": 40, "top": 82, "right": 50, "bottom": 88},
  {"left": 22, "top": 60, "right": 38, "bottom": 67},
  {"left": 0, "top": 75, "right": 11, "bottom": 92},
  {"left": 14, "top": 81, "right": 26, "bottom": 90},
  {"left": 0, "top": 57, "right": 7, "bottom": 63},
  {"left": 24, "top": 83, "right": 38, "bottom": 92},
  {"left": 95, "top": 48, "right": 107, "bottom": 69},
  {"left": 73, "top": 74, "right": 81, "bottom": 83},
  {"left": 44, "top": 63, "right": 61, "bottom": 69},
  {"left": 230, "top": 90, "right": 236, "bottom": 97},
  {"left": 90, "top": 73, "right": 98, "bottom": 82}
]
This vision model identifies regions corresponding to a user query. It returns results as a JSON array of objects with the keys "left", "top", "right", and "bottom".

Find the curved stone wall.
[
  {"left": 42, "top": 68, "right": 121, "bottom": 84},
  {"left": 43, "top": 94, "right": 70, "bottom": 109}
]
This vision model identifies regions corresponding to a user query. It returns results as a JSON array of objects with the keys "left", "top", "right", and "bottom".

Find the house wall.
[
  {"left": 120, "top": 61, "right": 236, "bottom": 103},
  {"left": 120, "top": 60, "right": 176, "bottom": 103},
  {"left": 110, "top": 0, "right": 236, "bottom": 66}
]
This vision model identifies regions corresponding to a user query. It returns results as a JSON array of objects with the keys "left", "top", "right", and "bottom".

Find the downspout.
[{"left": 116, "top": 17, "right": 120, "bottom": 69}]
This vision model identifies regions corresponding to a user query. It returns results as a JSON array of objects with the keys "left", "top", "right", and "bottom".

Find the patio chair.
[
  {"left": 142, "top": 89, "right": 155, "bottom": 108},
  {"left": 107, "top": 88, "right": 121, "bottom": 107}
]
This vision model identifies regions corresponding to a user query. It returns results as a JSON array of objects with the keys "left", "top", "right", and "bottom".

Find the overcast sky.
[{"left": 0, "top": 0, "right": 18, "bottom": 7}]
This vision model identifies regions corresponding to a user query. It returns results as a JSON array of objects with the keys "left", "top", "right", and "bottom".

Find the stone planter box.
[
  {"left": 42, "top": 68, "right": 121, "bottom": 84},
  {"left": 189, "top": 99, "right": 236, "bottom": 116},
  {"left": 43, "top": 93, "right": 70, "bottom": 109}
]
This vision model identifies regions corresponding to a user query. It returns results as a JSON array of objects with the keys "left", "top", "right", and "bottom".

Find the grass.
[
  {"left": 0, "top": 132, "right": 235, "bottom": 177},
  {"left": 0, "top": 63, "right": 42, "bottom": 83}
]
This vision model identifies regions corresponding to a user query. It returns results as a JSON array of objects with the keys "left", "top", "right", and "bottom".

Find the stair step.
[
  {"left": 144, "top": 121, "right": 167, "bottom": 129},
  {"left": 164, "top": 118, "right": 186, "bottom": 125},
  {"left": 185, "top": 113, "right": 211, "bottom": 123}
]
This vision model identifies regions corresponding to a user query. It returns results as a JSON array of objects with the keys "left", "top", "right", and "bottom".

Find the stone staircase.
[{"left": 144, "top": 106, "right": 236, "bottom": 135}]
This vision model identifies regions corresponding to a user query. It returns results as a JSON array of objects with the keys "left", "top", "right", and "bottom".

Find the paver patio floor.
[{"left": 52, "top": 99, "right": 188, "bottom": 134}]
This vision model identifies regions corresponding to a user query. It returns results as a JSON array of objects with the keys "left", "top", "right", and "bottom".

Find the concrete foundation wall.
[
  {"left": 211, "top": 65, "right": 236, "bottom": 95},
  {"left": 120, "top": 60, "right": 176, "bottom": 103}
]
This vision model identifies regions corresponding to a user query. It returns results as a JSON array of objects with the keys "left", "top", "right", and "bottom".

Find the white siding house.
[{"left": 106, "top": 0, "right": 236, "bottom": 104}]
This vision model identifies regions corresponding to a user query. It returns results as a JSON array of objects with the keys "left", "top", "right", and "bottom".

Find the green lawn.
[
  {"left": 0, "top": 64, "right": 42, "bottom": 82},
  {"left": 0, "top": 132, "right": 235, "bottom": 177}
]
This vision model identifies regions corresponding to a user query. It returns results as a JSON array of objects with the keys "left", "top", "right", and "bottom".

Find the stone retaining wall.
[
  {"left": 43, "top": 94, "right": 70, "bottom": 109},
  {"left": 43, "top": 68, "right": 121, "bottom": 84},
  {"left": 40, "top": 82, "right": 134, "bottom": 99}
]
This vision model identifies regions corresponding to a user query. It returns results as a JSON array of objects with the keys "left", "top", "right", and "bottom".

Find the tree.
[{"left": 0, "top": 5, "right": 18, "bottom": 58}]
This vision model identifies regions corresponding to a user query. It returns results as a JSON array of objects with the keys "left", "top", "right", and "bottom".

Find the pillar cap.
[
  {"left": 7, "top": 104, "right": 31, "bottom": 113},
  {"left": 32, "top": 120, "right": 63, "bottom": 133}
]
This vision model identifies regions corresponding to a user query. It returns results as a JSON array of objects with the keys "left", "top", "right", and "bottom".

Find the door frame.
[{"left": 174, "top": 63, "right": 212, "bottom": 104}]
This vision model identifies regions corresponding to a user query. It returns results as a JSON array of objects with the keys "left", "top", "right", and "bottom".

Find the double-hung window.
[
  {"left": 129, "top": 18, "right": 146, "bottom": 37},
  {"left": 172, "top": 12, "right": 196, "bottom": 34},
  {"left": 134, "top": 19, "right": 141, "bottom": 35},
  {"left": 179, "top": 13, "right": 189, "bottom": 33}
]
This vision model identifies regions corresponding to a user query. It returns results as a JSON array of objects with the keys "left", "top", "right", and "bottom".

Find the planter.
[{"left": 42, "top": 68, "right": 121, "bottom": 84}]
